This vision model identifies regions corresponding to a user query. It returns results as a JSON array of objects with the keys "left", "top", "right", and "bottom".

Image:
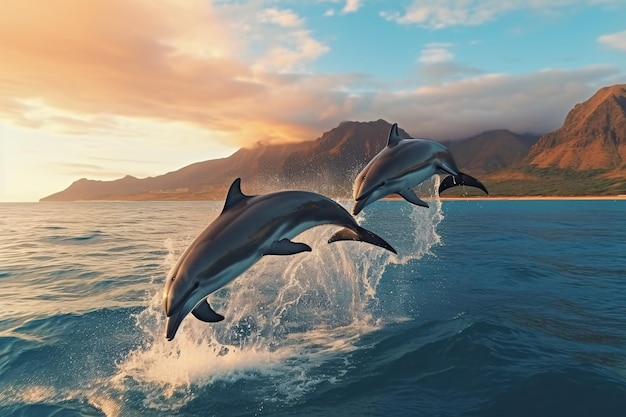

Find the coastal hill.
[
  {"left": 40, "top": 121, "right": 534, "bottom": 201},
  {"left": 486, "top": 84, "right": 626, "bottom": 196},
  {"left": 528, "top": 84, "right": 626, "bottom": 170},
  {"left": 41, "top": 84, "right": 626, "bottom": 201}
]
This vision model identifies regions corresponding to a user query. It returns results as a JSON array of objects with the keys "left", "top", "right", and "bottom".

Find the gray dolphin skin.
[
  {"left": 352, "top": 123, "right": 488, "bottom": 215},
  {"left": 162, "top": 178, "right": 396, "bottom": 340}
]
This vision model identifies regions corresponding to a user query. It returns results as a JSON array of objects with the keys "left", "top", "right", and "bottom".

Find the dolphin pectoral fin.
[
  {"left": 192, "top": 301, "right": 225, "bottom": 323},
  {"left": 438, "top": 172, "right": 489, "bottom": 195},
  {"left": 267, "top": 238, "right": 312, "bottom": 256},
  {"left": 328, "top": 227, "right": 397, "bottom": 255},
  {"left": 398, "top": 188, "right": 429, "bottom": 208}
]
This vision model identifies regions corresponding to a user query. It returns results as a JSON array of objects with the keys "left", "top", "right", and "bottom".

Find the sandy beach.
[{"left": 439, "top": 195, "right": 626, "bottom": 201}]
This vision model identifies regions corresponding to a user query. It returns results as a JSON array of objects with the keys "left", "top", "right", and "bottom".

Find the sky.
[{"left": 1, "top": 0, "right": 625, "bottom": 202}]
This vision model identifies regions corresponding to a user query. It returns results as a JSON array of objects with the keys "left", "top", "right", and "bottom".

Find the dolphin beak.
[
  {"left": 352, "top": 199, "right": 366, "bottom": 215},
  {"left": 165, "top": 314, "right": 182, "bottom": 341}
]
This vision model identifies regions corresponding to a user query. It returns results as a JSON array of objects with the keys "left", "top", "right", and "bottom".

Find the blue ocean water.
[{"left": 1, "top": 195, "right": 625, "bottom": 416}]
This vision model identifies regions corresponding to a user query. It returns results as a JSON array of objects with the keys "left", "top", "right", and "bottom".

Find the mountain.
[
  {"left": 41, "top": 84, "right": 626, "bottom": 202},
  {"left": 280, "top": 120, "right": 412, "bottom": 195},
  {"left": 486, "top": 84, "right": 626, "bottom": 196},
  {"left": 442, "top": 130, "right": 539, "bottom": 175},
  {"left": 41, "top": 142, "right": 310, "bottom": 201},
  {"left": 527, "top": 84, "right": 626, "bottom": 170},
  {"left": 41, "top": 120, "right": 410, "bottom": 201},
  {"left": 43, "top": 119, "right": 535, "bottom": 201}
]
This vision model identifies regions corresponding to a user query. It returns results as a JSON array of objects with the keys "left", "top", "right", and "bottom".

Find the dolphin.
[
  {"left": 163, "top": 178, "right": 396, "bottom": 340},
  {"left": 352, "top": 123, "right": 488, "bottom": 215}
]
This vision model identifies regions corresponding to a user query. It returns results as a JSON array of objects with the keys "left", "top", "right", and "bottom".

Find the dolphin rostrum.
[
  {"left": 163, "top": 178, "right": 396, "bottom": 340},
  {"left": 352, "top": 123, "right": 488, "bottom": 215}
]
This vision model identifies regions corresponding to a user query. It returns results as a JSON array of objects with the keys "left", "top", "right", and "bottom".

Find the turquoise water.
[{"left": 1, "top": 198, "right": 625, "bottom": 416}]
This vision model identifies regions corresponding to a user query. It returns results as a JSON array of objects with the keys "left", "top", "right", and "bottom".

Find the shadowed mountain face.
[{"left": 443, "top": 130, "right": 539, "bottom": 175}]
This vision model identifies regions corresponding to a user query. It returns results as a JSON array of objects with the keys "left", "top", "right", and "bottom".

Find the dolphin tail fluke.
[
  {"left": 329, "top": 226, "right": 397, "bottom": 254},
  {"left": 192, "top": 300, "right": 225, "bottom": 323},
  {"left": 438, "top": 172, "right": 488, "bottom": 195}
]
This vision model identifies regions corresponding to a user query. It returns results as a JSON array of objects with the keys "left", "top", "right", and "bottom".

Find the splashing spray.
[{"left": 115, "top": 178, "right": 445, "bottom": 407}]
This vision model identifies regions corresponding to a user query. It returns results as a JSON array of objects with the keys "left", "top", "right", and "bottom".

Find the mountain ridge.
[
  {"left": 40, "top": 84, "right": 626, "bottom": 201},
  {"left": 40, "top": 121, "right": 532, "bottom": 201}
]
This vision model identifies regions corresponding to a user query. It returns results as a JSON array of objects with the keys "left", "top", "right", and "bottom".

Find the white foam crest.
[
  {"left": 0, "top": 384, "right": 124, "bottom": 417},
  {"left": 86, "top": 392, "right": 122, "bottom": 417}
]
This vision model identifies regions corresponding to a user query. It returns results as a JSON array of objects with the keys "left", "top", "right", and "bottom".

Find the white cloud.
[
  {"left": 415, "top": 43, "right": 485, "bottom": 84},
  {"left": 323, "top": 0, "right": 362, "bottom": 17},
  {"left": 260, "top": 8, "right": 303, "bottom": 27},
  {"left": 253, "top": 30, "right": 330, "bottom": 72},
  {"left": 418, "top": 43, "right": 454, "bottom": 64},
  {"left": 381, "top": 0, "right": 623, "bottom": 28},
  {"left": 598, "top": 30, "right": 626, "bottom": 51},
  {"left": 253, "top": 6, "right": 330, "bottom": 72},
  {"left": 342, "top": 0, "right": 362, "bottom": 14}
]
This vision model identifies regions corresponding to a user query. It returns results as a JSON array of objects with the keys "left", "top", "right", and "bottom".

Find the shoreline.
[
  {"left": 20, "top": 194, "right": 626, "bottom": 203},
  {"left": 385, "top": 195, "right": 626, "bottom": 201}
]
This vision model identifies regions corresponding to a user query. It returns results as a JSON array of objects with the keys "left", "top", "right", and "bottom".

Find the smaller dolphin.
[
  {"left": 352, "top": 123, "right": 488, "bottom": 215},
  {"left": 163, "top": 178, "right": 396, "bottom": 340}
]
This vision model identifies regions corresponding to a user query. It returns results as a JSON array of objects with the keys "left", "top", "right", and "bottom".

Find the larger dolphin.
[
  {"left": 163, "top": 178, "right": 396, "bottom": 340},
  {"left": 352, "top": 123, "right": 488, "bottom": 215}
]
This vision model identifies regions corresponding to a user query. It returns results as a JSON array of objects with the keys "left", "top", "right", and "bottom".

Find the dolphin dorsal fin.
[
  {"left": 387, "top": 123, "right": 403, "bottom": 147},
  {"left": 222, "top": 178, "right": 250, "bottom": 212}
]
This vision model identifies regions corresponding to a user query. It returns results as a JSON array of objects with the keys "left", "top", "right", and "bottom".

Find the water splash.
[
  {"left": 395, "top": 176, "right": 444, "bottom": 263},
  {"left": 114, "top": 181, "right": 445, "bottom": 409}
]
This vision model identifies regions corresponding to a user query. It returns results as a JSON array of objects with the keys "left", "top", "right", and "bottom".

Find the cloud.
[
  {"left": 598, "top": 30, "right": 626, "bottom": 51},
  {"left": 322, "top": 0, "right": 361, "bottom": 16},
  {"left": 417, "top": 62, "right": 485, "bottom": 84},
  {"left": 415, "top": 43, "right": 485, "bottom": 84},
  {"left": 381, "top": 0, "right": 623, "bottom": 28},
  {"left": 0, "top": 0, "right": 620, "bottom": 152},
  {"left": 418, "top": 43, "right": 454, "bottom": 64},
  {"left": 260, "top": 8, "right": 303, "bottom": 27},
  {"left": 376, "top": 65, "right": 618, "bottom": 140},
  {"left": 342, "top": 0, "right": 362, "bottom": 14},
  {"left": 253, "top": 30, "right": 329, "bottom": 72},
  {"left": 0, "top": 0, "right": 331, "bottom": 146}
]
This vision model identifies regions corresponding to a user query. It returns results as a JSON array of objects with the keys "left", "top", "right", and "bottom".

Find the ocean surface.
[{"left": 1, "top": 194, "right": 625, "bottom": 416}]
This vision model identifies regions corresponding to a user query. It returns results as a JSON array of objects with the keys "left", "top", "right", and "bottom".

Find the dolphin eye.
[{"left": 193, "top": 281, "right": 199, "bottom": 289}]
